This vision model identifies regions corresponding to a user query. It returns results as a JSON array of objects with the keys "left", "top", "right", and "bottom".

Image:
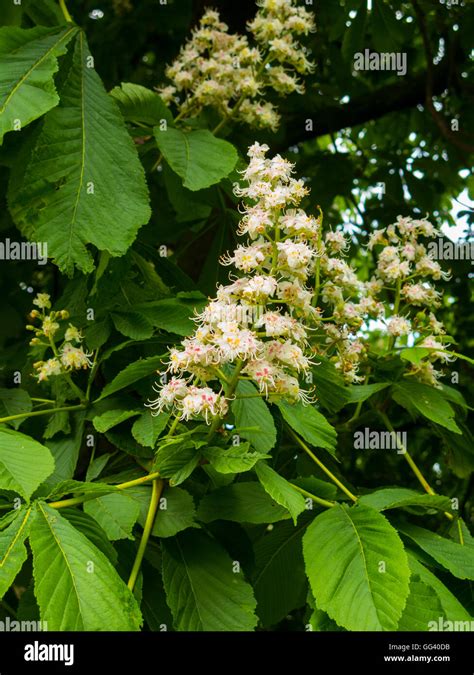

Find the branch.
[
  {"left": 277, "top": 61, "right": 455, "bottom": 151},
  {"left": 411, "top": 0, "right": 474, "bottom": 155}
]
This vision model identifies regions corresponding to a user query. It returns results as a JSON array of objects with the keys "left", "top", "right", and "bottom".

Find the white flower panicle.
[
  {"left": 148, "top": 142, "right": 370, "bottom": 424},
  {"left": 158, "top": 1, "right": 315, "bottom": 131},
  {"left": 367, "top": 215, "right": 453, "bottom": 387},
  {"left": 27, "top": 293, "right": 92, "bottom": 383}
]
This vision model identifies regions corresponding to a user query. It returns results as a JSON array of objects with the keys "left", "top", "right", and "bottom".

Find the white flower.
[
  {"left": 60, "top": 343, "right": 93, "bottom": 370},
  {"left": 34, "top": 358, "right": 62, "bottom": 382},
  {"left": 387, "top": 315, "right": 412, "bottom": 337},
  {"left": 33, "top": 293, "right": 51, "bottom": 310},
  {"left": 64, "top": 324, "right": 83, "bottom": 343}
]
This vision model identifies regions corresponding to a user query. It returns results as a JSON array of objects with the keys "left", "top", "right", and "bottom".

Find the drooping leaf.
[
  {"left": 346, "top": 382, "right": 391, "bottom": 403},
  {"left": 29, "top": 502, "right": 142, "bottom": 630},
  {"left": 131, "top": 411, "right": 169, "bottom": 448},
  {"left": 154, "top": 127, "right": 237, "bottom": 191},
  {"left": 83, "top": 492, "right": 140, "bottom": 541},
  {"left": 0, "top": 428, "right": 55, "bottom": 500},
  {"left": 203, "top": 443, "right": 269, "bottom": 474},
  {"left": 92, "top": 409, "right": 141, "bottom": 433},
  {"left": 392, "top": 381, "right": 461, "bottom": 434},
  {"left": 310, "top": 359, "right": 350, "bottom": 412},
  {"left": 0, "top": 25, "right": 77, "bottom": 141},
  {"left": 359, "top": 487, "right": 453, "bottom": 513},
  {"left": 9, "top": 32, "right": 150, "bottom": 275},
  {"left": 255, "top": 461, "right": 306, "bottom": 524},
  {"left": 276, "top": 399, "right": 337, "bottom": 455},
  {"left": 400, "top": 523, "right": 474, "bottom": 580},
  {"left": 397, "top": 576, "right": 445, "bottom": 631},
  {"left": 303, "top": 503, "right": 411, "bottom": 631},
  {"left": 253, "top": 518, "right": 309, "bottom": 627},
  {"left": 110, "top": 82, "right": 173, "bottom": 126},
  {"left": 197, "top": 482, "right": 290, "bottom": 524},
  {"left": 153, "top": 441, "right": 200, "bottom": 486},
  {"left": 407, "top": 553, "right": 472, "bottom": 622},
  {"left": 61, "top": 507, "right": 118, "bottom": 564},
  {"left": 0, "top": 508, "right": 31, "bottom": 598},
  {"left": 134, "top": 296, "right": 207, "bottom": 336},
  {"left": 0, "top": 388, "right": 32, "bottom": 429},
  {"left": 232, "top": 381, "right": 277, "bottom": 453},
  {"left": 97, "top": 356, "right": 163, "bottom": 401},
  {"left": 131, "top": 485, "right": 196, "bottom": 538},
  {"left": 162, "top": 529, "right": 257, "bottom": 631}
]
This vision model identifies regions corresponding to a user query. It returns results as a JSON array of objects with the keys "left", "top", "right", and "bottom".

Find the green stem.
[
  {"left": 48, "top": 471, "right": 162, "bottom": 509},
  {"left": 0, "top": 404, "right": 85, "bottom": 425},
  {"left": 377, "top": 410, "right": 454, "bottom": 521},
  {"left": 58, "top": 0, "right": 73, "bottom": 22},
  {"left": 289, "top": 482, "right": 335, "bottom": 509},
  {"left": 127, "top": 479, "right": 164, "bottom": 591},
  {"left": 287, "top": 426, "right": 357, "bottom": 502}
]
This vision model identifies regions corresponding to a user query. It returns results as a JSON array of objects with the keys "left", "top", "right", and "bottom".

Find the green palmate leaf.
[
  {"left": 0, "top": 25, "right": 77, "bottom": 142},
  {"left": 203, "top": 443, "right": 269, "bottom": 474},
  {"left": 399, "top": 347, "right": 432, "bottom": 366},
  {"left": 92, "top": 409, "right": 141, "bottom": 433},
  {"left": 110, "top": 311, "right": 154, "bottom": 340},
  {"left": 0, "top": 428, "right": 54, "bottom": 500},
  {"left": 83, "top": 492, "right": 140, "bottom": 541},
  {"left": 153, "top": 441, "right": 200, "bottom": 486},
  {"left": 255, "top": 462, "right": 306, "bottom": 525},
  {"left": 232, "top": 381, "right": 277, "bottom": 453},
  {"left": 0, "top": 388, "right": 32, "bottom": 429},
  {"left": 97, "top": 356, "right": 163, "bottom": 401},
  {"left": 9, "top": 32, "right": 150, "bottom": 275},
  {"left": 397, "top": 576, "right": 445, "bottom": 631},
  {"left": 276, "top": 400, "right": 337, "bottom": 455},
  {"left": 310, "top": 359, "right": 350, "bottom": 412},
  {"left": 45, "top": 478, "right": 117, "bottom": 501},
  {"left": 407, "top": 553, "right": 472, "bottom": 622},
  {"left": 61, "top": 507, "right": 118, "bottom": 564},
  {"left": 43, "top": 411, "right": 84, "bottom": 487},
  {"left": 0, "top": 508, "right": 32, "bottom": 598},
  {"left": 132, "top": 411, "right": 169, "bottom": 448},
  {"left": 303, "top": 503, "right": 411, "bottom": 631},
  {"left": 359, "top": 487, "right": 453, "bottom": 513},
  {"left": 141, "top": 561, "right": 173, "bottom": 631},
  {"left": 392, "top": 381, "right": 461, "bottom": 434},
  {"left": 130, "top": 485, "right": 196, "bottom": 538},
  {"left": 253, "top": 518, "right": 309, "bottom": 627},
  {"left": 29, "top": 502, "right": 142, "bottom": 630},
  {"left": 162, "top": 529, "right": 257, "bottom": 631},
  {"left": 134, "top": 296, "right": 207, "bottom": 336},
  {"left": 346, "top": 382, "right": 390, "bottom": 403},
  {"left": 154, "top": 127, "right": 237, "bottom": 191},
  {"left": 197, "top": 482, "right": 290, "bottom": 524},
  {"left": 400, "top": 524, "right": 474, "bottom": 580},
  {"left": 110, "top": 82, "right": 173, "bottom": 126}
]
